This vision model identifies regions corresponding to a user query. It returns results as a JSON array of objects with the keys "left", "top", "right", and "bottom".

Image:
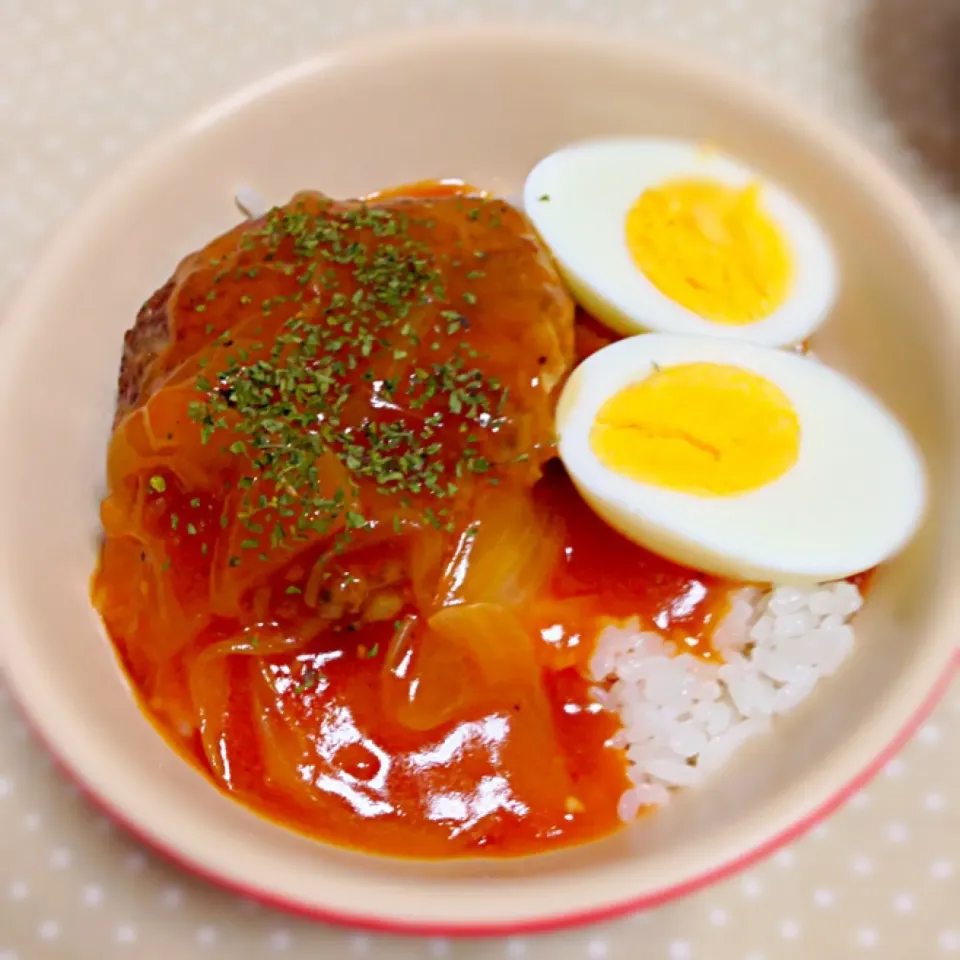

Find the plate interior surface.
[{"left": 0, "top": 24, "right": 958, "bottom": 931}]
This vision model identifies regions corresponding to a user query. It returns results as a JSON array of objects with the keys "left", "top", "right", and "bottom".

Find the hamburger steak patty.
[
  {"left": 104, "top": 186, "right": 578, "bottom": 687},
  {"left": 115, "top": 279, "right": 175, "bottom": 426},
  {"left": 113, "top": 191, "right": 575, "bottom": 433}
]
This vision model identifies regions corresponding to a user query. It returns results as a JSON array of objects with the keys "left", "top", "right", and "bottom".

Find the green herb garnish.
[{"left": 184, "top": 198, "right": 510, "bottom": 567}]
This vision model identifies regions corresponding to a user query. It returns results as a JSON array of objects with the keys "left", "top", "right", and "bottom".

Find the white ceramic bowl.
[{"left": 1, "top": 23, "right": 959, "bottom": 936}]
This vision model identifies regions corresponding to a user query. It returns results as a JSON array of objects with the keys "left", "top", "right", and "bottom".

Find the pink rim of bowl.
[{"left": 2, "top": 22, "right": 960, "bottom": 938}]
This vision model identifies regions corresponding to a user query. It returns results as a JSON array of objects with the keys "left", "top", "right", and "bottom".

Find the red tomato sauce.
[{"left": 93, "top": 181, "right": 740, "bottom": 860}]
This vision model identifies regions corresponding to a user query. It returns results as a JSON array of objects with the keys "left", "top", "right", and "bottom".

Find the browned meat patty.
[{"left": 113, "top": 190, "right": 575, "bottom": 437}]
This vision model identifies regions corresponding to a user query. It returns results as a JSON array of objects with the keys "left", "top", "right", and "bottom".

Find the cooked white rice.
[
  {"left": 234, "top": 186, "right": 269, "bottom": 220},
  {"left": 589, "top": 581, "right": 863, "bottom": 821}
]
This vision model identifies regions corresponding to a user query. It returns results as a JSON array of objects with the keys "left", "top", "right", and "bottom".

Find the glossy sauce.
[
  {"left": 94, "top": 180, "right": 737, "bottom": 860},
  {"left": 104, "top": 465, "right": 729, "bottom": 858}
]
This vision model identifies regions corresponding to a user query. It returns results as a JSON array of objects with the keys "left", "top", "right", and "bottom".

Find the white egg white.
[
  {"left": 556, "top": 334, "right": 927, "bottom": 583},
  {"left": 524, "top": 137, "right": 839, "bottom": 348}
]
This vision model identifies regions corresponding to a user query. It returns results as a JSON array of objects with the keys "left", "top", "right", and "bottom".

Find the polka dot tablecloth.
[{"left": 1, "top": 0, "right": 959, "bottom": 957}]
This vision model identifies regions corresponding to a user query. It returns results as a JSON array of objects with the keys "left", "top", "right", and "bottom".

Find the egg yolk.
[
  {"left": 590, "top": 362, "right": 801, "bottom": 496},
  {"left": 624, "top": 178, "right": 793, "bottom": 325}
]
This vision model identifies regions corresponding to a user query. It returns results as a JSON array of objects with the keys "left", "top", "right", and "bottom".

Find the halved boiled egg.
[
  {"left": 556, "top": 334, "right": 926, "bottom": 583},
  {"left": 524, "top": 137, "right": 838, "bottom": 347}
]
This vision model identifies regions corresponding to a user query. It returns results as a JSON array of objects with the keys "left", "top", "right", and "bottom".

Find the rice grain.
[{"left": 590, "top": 582, "right": 863, "bottom": 819}]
